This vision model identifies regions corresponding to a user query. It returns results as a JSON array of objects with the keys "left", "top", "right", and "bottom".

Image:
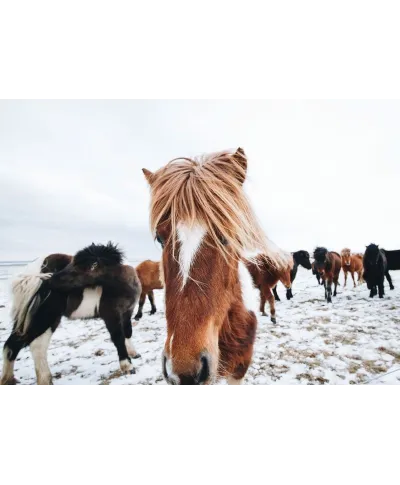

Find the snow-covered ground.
[{"left": 1, "top": 265, "right": 399, "bottom": 385}]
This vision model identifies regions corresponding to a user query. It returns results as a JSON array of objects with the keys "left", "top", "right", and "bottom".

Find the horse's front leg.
[
  {"left": 104, "top": 314, "right": 135, "bottom": 374},
  {"left": 326, "top": 277, "right": 333, "bottom": 303},
  {"left": 343, "top": 270, "right": 348, "bottom": 287},
  {"left": 351, "top": 271, "right": 356, "bottom": 288},
  {"left": 378, "top": 279, "right": 385, "bottom": 298}
]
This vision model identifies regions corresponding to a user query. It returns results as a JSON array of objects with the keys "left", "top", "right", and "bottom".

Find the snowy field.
[{"left": 0, "top": 264, "right": 399, "bottom": 385}]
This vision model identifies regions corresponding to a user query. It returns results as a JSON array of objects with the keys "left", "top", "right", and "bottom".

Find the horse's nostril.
[{"left": 197, "top": 354, "right": 210, "bottom": 384}]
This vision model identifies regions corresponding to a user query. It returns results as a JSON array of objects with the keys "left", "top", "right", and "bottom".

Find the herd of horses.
[{"left": 1, "top": 148, "right": 400, "bottom": 385}]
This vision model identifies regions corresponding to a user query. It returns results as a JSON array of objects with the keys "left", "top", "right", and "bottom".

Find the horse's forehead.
[{"left": 177, "top": 223, "right": 207, "bottom": 289}]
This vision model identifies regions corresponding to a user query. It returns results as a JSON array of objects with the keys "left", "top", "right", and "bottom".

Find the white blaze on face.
[
  {"left": 238, "top": 260, "right": 258, "bottom": 313},
  {"left": 177, "top": 223, "right": 206, "bottom": 289}
]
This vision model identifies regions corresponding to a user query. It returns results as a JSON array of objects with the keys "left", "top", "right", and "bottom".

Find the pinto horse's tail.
[{"left": 11, "top": 257, "right": 52, "bottom": 336}]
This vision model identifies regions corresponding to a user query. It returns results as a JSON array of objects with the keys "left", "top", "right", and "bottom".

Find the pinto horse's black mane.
[{"left": 73, "top": 242, "right": 125, "bottom": 269}]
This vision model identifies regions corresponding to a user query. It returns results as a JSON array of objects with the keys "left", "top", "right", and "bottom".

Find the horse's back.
[
  {"left": 136, "top": 260, "right": 163, "bottom": 289},
  {"left": 382, "top": 249, "right": 400, "bottom": 270}
]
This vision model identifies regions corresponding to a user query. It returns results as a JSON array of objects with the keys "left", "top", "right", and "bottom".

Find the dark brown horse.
[
  {"left": 142, "top": 148, "right": 285, "bottom": 384},
  {"left": 1, "top": 243, "right": 141, "bottom": 385},
  {"left": 313, "top": 247, "right": 341, "bottom": 303},
  {"left": 134, "top": 260, "right": 164, "bottom": 320}
]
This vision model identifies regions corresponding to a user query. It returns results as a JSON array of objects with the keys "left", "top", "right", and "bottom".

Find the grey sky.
[{"left": 0, "top": 100, "right": 399, "bottom": 261}]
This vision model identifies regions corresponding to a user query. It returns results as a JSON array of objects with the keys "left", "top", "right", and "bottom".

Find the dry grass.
[{"left": 378, "top": 347, "right": 400, "bottom": 361}]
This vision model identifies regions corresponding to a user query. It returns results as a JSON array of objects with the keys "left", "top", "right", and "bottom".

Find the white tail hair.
[{"left": 11, "top": 257, "right": 52, "bottom": 336}]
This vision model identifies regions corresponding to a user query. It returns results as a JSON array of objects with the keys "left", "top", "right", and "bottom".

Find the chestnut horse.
[
  {"left": 245, "top": 253, "right": 292, "bottom": 323},
  {"left": 134, "top": 260, "right": 164, "bottom": 320},
  {"left": 142, "top": 148, "right": 284, "bottom": 384},
  {"left": 313, "top": 247, "right": 341, "bottom": 303},
  {"left": 340, "top": 248, "right": 364, "bottom": 287},
  {"left": 1, "top": 243, "right": 141, "bottom": 385}
]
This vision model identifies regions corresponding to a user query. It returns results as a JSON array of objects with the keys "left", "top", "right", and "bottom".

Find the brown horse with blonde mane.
[
  {"left": 340, "top": 248, "right": 364, "bottom": 288},
  {"left": 134, "top": 260, "right": 164, "bottom": 320},
  {"left": 244, "top": 254, "right": 292, "bottom": 323},
  {"left": 142, "top": 148, "right": 284, "bottom": 385}
]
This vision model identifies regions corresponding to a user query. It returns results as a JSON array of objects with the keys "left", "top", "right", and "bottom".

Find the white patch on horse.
[
  {"left": 70, "top": 287, "right": 103, "bottom": 320},
  {"left": 227, "top": 376, "right": 243, "bottom": 385},
  {"left": 30, "top": 328, "right": 53, "bottom": 385},
  {"left": 177, "top": 223, "right": 206, "bottom": 289},
  {"left": 238, "top": 260, "right": 258, "bottom": 313},
  {"left": 11, "top": 256, "right": 52, "bottom": 334},
  {"left": 169, "top": 333, "right": 174, "bottom": 357},
  {"left": 125, "top": 338, "right": 138, "bottom": 357},
  {"left": 120, "top": 359, "right": 133, "bottom": 373}
]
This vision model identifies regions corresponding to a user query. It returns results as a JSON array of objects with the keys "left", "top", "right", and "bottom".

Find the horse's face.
[
  {"left": 156, "top": 220, "right": 237, "bottom": 384},
  {"left": 143, "top": 148, "right": 263, "bottom": 385},
  {"left": 365, "top": 244, "right": 380, "bottom": 266},
  {"left": 341, "top": 249, "right": 351, "bottom": 267},
  {"left": 295, "top": 250, "right": 312, "bottom": 269}
]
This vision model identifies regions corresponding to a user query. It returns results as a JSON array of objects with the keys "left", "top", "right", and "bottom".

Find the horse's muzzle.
[{"left": 163, "top": 352, "right": 211, "bottom": 385}]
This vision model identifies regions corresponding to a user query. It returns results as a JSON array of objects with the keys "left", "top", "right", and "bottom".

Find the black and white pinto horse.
[
  {"left": 363, "top": 244, "right": 389, "bottom": 298},
  {"left": 1, "top": 243, "right": 142, "bottom": 385},
  {"left": 273, "top": 250, "right": 312, "bottom": 301}
]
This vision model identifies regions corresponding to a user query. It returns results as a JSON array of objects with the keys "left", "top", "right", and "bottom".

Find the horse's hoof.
[
  {"left": 134, "top": 315, "right": 141, "bottom": 321},
  {"left": 132, "top": 353, "right": 141, "bottom": 359},
  {"left": 390, "top": 287, "right": 395, "bottom": 290},
  {"left": 271, "top": 317, "right": 277, "bottom": 324},
  {"left": 150, "top": 310, "right": 156, "bottom": 315},
  {"left": 261, "top": 312, "right": 268, "bottom": 317},
  {"left": 0, "top": 376, "right": 19, "bottom": 385},
  {"left": 130, "top": 368, "right": 136, "bottom": 375}
]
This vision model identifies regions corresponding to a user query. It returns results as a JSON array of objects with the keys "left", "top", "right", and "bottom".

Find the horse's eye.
[
  {"left": 220, "top": 236, "right": 228, "bottom": 246},
  {"left": 156, "top": 233, "right": 165, "bottom": 248}
]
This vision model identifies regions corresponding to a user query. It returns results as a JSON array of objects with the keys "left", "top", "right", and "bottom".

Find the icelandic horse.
[
  {"left": 1, "top": 243, "right": 141, "bottom": 385},
  {"left": 142, "top": 148, "right": 285, "bottom": 384},
  {"left": 244, "top": 253, "right": 292, "bottom": 323},
  {"left": 340, "top": 248, "right": 364, "bottom": 288},
  {"left": 134, "top": 260, "right": 164, "bottom": 320},
  {"left": 313, "top": 247, "right": 342, "bottom": 303}
]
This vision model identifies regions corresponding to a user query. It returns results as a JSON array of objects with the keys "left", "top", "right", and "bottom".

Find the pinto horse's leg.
[
  {"left": 272, "top": 286, "right": 280, "bottom": 302},
  {"left": 148, "top": 290, "right": 157, "bottom": 315},
  {"left": 385, "top": 271, "right": 394, "bottom": 290},
  {"left": 30, "top": 328, "right": 54, "bottom": 385},
  {"left": 227, "top": 377, "right": 243, "bottom": 385},
  {"left": 122, "top": 311, "right": 140, "bottom": 359},
  {"left": 134, "top": 292, "right": 146, "bottom": 321},
  {"left": 104, "top": 314, "right": 134, "bottom": 374},
  {"left": 265, "top": 288, "right": 276, "bottom": 324},
  {"left": 1, "top": 333, "right": 25, "bottom": 385}
]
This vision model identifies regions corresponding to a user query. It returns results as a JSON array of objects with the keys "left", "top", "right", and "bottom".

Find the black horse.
[
  {"left": 363, "top": 244, "right": 389, "bottom": 298},
  {"left": 1, "top": 242, "right": 142, "bottom": 385},
  {"left": 273, "top": 250, "right": 312, "bottom": 301},
  {"left": 381, "top": 249, "right": 399, "bottom": 290}
]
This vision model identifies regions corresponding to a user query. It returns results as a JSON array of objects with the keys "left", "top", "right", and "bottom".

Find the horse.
[
  {"left": 313, "top": 247, "right": 341, "bottom": 303},
  {"left": 340, "top": 248, "right": 364, "bottom": 288},
  {"left": 134, "top": 260, "right": 164, "bottom": 320},
  {"left": 142, "top": 147, "right": 285, "bottom": 384},
  {"left": 1, "top": 243, "right": 142, "bottom": 385},
  {"left": 272, "top": 250, "right": 312, "bottom": 301},
  {"left": 381, "top": 249, "right": 400, "bottom": 290},
  {"left": 363, "top": 244, "right": 390, "bottom": 298},
  {"left": 311, "top": 261, "right": 323, "bottom": 285},
  {"left": 245, "top": 253, "right": 292, "bottom": 323}
]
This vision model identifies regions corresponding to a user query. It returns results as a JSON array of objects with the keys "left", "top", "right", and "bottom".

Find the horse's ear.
[
  {"left": 142, "top": 168, "right": 155, "bottom": 186},
  {"left": 232, "top": 147, "right": 247, "bottom": 184}
]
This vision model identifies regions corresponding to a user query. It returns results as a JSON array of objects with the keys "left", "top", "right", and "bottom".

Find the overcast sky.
[{"left": 0, "top": 100, "right": 399, "bottom": 261}]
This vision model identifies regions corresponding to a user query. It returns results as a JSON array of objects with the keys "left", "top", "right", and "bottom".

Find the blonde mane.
[{"left": 148, "top": 150, "right": 285, "bottom": 268}]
